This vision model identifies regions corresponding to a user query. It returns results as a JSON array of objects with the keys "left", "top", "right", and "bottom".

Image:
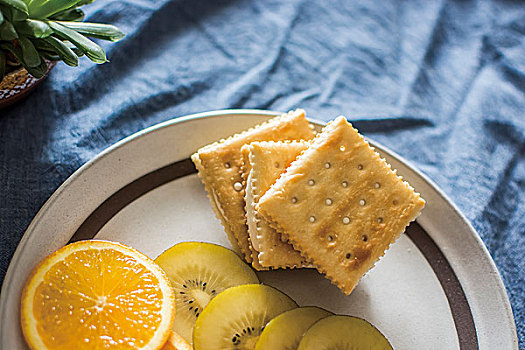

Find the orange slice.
[
  {"left": 21, "top": 240, "right": 176, "bottom": 350},
  {"left": 161, "top": 331, "right": 192, "bottom": 350}
]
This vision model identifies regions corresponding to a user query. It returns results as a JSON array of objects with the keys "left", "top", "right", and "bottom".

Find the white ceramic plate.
[{"left": 0, "top": 110, "right": 518, "bottom": 349}]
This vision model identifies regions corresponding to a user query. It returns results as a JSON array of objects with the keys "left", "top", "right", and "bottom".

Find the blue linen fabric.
[{"left": 0, "top": 0, "right": 523, "bottom": 345}]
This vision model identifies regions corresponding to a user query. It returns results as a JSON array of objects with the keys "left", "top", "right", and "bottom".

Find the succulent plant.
[{"left": 0, "top": 0, "right": 124, "bottom": 83}]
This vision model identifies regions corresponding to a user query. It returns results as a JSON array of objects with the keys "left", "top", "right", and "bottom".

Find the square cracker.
[
  {"left": 257, "top": 116, "right": 425, "bottom": 294},
  {"left": 242, "top": 141, "right": 310, "bottom": 269},
  {"left": 191, "top": 110, "right": 315, "bottom": 262}
]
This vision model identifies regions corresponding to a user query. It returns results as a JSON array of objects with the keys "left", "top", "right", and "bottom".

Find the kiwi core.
[
  {"left": 191, "top": 289, "right": 212, "bottom": 309},
  {"left": 231, "top": 326, "right": 262, "bottom": 349}
]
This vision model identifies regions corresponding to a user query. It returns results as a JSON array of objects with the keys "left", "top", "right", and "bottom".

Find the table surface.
[{"left": 1, "top": 0, "right": 523, "bottom": 347}]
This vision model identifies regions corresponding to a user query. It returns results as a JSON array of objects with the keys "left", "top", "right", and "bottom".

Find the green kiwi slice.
[
  {"left": 255, "top": 306, "right": 333, "bottom": 350},
  {"left": 155, "top": 242, "right": 259, "bottom": 344},
  {"left": 193, "top": 284, "right": 298, "bottom": 350},
  {"left": 297, "top": 315, "right": 393, "bottom": 350}
]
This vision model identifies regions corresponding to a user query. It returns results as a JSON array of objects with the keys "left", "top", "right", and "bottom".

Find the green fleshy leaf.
[
  {"left": 0, "top": 41, "right": 22, "bottom": 64},
  {"left": 24, "top": 55, "right": 47, "bottom": 77},
  {"left": 48, "top": 20, "right": 106, "bottom": 63},
  {"left": 25, "top": 0, "right": 45, "bottom": 11},
  {"left": 32, "top": 37, "right": 53, "bottom": 50},
  {"left": 71, "top": 47, "right": 83, "bottom": 56},
  {"left": 0, "top": 50, "right": 6, "bottom": 82},
  {"left": 60, "top": 39, "right": 84, "bottom": 56},
  {"left": 11, "top": 6, "right": 26, "bottom": 21},
  {"left": 0, "top": 19, "right": 17, "bottom": 40},
  {"left": 0, "top": 0, "right": 28, "bottom": 16},
  {"left": 18, "top": 35, "right": 41, "bottom": 67},
  {"left": 56, "top": 21, "right": 124, "bottom": 42},
  {"left": 42, "top": 35, "right": 77, "bottom": 66},
  {"left": 0, "top": 42, "right": 47, "bottom": 78},
  {"left": 75, "top": 0, "right": 93, "bottom": 6},
  {"left": 0, "top": 5, "right": 11, "bottom": 22},
  {"left": 0, "top": 2, "right": 28, "bottom": 22},
  {"left": 35, "top": 37, "right": 83, "bottom": 58},
  {"left": 0, "top": 9, "right": 4, "bottom": 25},
  {"left": 28, "top": 0, "right": 81, "bottom": 19},
  {"left": 0, "top": 4, "right": 27, "bottom": 22},
  {"left": 15, "top": 19, "right": 53, "bottom": 38},
  {"left": 3, "top": 40, "right": 47, "bottom": 78},
  {"left": 39, "top": 51, "right": 60, "bottom": 61},
  {"left": 50, "top": 8, "right": 83, "bottom": 21}
]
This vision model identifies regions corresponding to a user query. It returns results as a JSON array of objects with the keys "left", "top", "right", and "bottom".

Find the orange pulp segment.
[{"left": 21, "top": 240, "right": 175, "bottom": 350}]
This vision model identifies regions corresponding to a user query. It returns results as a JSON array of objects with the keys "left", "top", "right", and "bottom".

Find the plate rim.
[{"left": 0, "top": 109, "right": 518, "bottom": 348}]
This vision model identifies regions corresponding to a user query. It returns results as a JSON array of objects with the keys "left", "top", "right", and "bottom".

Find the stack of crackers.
[{"left": 192, "top": 110, "right": 425, "bottom": 294}]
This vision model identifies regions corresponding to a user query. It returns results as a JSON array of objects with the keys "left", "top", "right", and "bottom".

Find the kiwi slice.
[
  {"left": 155, "top": 242, "right": 259, "bottom": 344},
  {"left": 297, "top": 315, "right": 393, "bottom": 350},
  {"left": 255, "top": 306, "right": 332, "bottom": 350},
  {"left": 193, "top": 284, "right": 298, "bottom": 350}
]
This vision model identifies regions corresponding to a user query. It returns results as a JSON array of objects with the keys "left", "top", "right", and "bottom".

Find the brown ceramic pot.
[{"left": 0, "top": 61, "right": 55, "bottom": 110}]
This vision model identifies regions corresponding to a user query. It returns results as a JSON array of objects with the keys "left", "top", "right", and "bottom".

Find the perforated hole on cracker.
[{"left": 257, "top": 116, "right": 425, "bottom": 295}]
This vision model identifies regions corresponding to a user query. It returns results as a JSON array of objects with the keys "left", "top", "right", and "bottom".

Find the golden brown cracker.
[
  {"left": 244, "top": 141, "right": 310, "bottom": 269},
  {"left": 191, "top": 110, "right": 315, "bottom": 262},
  {"left": 257, "top": 116, "right": 425, "bottom": 294}
]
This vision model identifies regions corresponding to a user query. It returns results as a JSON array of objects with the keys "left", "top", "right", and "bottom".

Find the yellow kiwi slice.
[
  {"left": 255, "top": 306, "right": 332, "bottom": 350},
  {"left": 193, "top": 284, "right": 297, "bottom": 350},
  {"left": 297, "top": 315, "right": 393, "bottom": 350},
  {"left": 155, "top": 242, "right": 259, "bottom": 344}
]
